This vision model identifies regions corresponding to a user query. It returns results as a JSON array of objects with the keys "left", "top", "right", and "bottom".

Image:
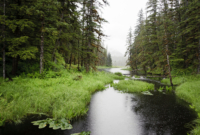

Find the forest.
[
  {"left": 125, "top": 0, "right": 200, "bottom": 85},
  {"left": 0, "top": 0, "right": 112, "bottom": 79},
  {"left": 1, "top": 0, "right": 200, "bottom": 135}
]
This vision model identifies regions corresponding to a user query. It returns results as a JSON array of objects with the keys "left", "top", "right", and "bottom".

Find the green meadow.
[{"left": 0, "top": 70, "right": 122, "bottom": 124}]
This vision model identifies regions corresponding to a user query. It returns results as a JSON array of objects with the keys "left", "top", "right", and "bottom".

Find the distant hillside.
[{"left": 109, "top": 49, "right": 128, "bottom": 67}]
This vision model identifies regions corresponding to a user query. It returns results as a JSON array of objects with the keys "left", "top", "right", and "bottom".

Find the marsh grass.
[
  {"left": 0, "top": 70, "right": 119, "bottom": 124},
  {"left": 174, "top": 78, "right": 200, "bottom": 134},
  {"left": 113, "top": 80, "right": 154, "bottom": 93},
  {"left": 134, "top": 75, "right": 140, "bottom": 78},
  {"left": 161, "top": 73, "right": 200, "bottom": 134},
  {"left": 114, "top": 72, "right": 123, "bottom": 76},
  {"left": 161, "top": 75, "right": 200, "bottom": 85}
]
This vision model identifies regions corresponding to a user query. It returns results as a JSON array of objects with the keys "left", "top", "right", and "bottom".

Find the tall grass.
[
  {"left": 161, "top": 75, "right": 200, "bottom": 85},
  {"left": 162, "top": 73, "right": 200, "bottom": 134},
  {"left": 176, "top": 80, "right": 200, "bottom": 135},
  {"left": 0, "top": 70, "right": 119, "bottom": 124},
  {"left": 113, "top": 80, "right": 154, "bottom": 93}
]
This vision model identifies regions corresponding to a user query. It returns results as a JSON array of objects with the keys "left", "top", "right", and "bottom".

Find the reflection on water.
[
  {"left": 0, "top": 68, "right": 197, "bottom": 135},
  {"left": 86, "top": 86, "right": 142, "bottom": 135}
]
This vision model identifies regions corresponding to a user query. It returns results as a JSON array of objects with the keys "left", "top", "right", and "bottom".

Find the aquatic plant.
[
  {"left": 141, "top": 91, "right": 153, "bottom": 96},
  {"left": 32, "top": 118, "right": 72, "bottom": 130},
  {"left": 113, "top": 75, "right": 126, "bottom": 80},
  {"left": 71, "top": 131, "right": 91, "bottom": 135},
  {"left": 166, "top": 86, "right": 173, "bottom": 92},
  {"left": 158, "top": 86, "right": 164, "bottom": 92}
]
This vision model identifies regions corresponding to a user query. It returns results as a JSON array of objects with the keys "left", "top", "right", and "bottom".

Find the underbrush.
[
  {"left": 0, "top": 70, "right": 119, "bottom": 124},
  {"left": 112, "top": 80, "right": 154, "bottom": 93}
]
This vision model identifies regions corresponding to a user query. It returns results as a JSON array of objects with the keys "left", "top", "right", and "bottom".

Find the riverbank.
[
  {"left": 160, "top": 75, "right": 200, "bottom": 134},
  {"left": 0, "top": 70, "right": 122, "bottom": 126}
]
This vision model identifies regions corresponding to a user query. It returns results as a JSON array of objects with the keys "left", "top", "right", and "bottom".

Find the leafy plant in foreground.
[
  {"left": 166, "top": 86, "right": 172, "bottom": 92},
  {"left": 71, "top": 131, "right": 91, "bottom": 135},
  {"left": 32, "top": 118, "right": 72, "bottom": 130},
  {"left": 141, "top": 91, "right": 153, "bottom": 96}
]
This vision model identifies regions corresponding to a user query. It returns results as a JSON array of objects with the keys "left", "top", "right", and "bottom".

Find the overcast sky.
[{"left": 102, "top": 0, "right": 148, "bottom": 55}]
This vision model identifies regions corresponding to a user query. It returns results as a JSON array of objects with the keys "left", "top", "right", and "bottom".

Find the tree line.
[
  {"left": 0, "top": 0, "right": 110, "bottom": 79},
  {"left": 126, "top": 0, "right": 200, "bottom": 86}
]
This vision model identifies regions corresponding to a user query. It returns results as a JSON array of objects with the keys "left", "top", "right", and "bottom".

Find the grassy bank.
[
  {"left": 175, "top": 79, "right": 200, "bottom": 134},
  {"left": 0, "top": 70, "right": 121, "bottom": 125},
  {"left": 161, "top": 75, "right": 200, "bottom": 85},
  {"left": 160, "top": 74, "right": 200, "bottom": 134},
  {"left": 113, "top": 80, "right": 154, "bottom": 93}
]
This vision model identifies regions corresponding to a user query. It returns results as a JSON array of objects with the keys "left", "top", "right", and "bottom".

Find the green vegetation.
[
  {"left": 113, "top": 80, "right": 154, "bottom": 93},
  {"left": 0, "top": 70, "right": 119, "bottom": 125},
  {"left": 114, "top": 72, "right": 123, "bottom": 76},
  {"left": 32, "top": 118, "right": 72, "bottom": 130},
  {"left": 71, "top": 131, "right": 91, "bottom": 135},
  {"left": 175, "top": 80, "right": 200, "bottom": 135},
  {"left": 113, "top": 72, "right": 126, "bottom": 80},
  {"left": 161, "top": 75, "right": 200, "bottom": 85},
  {"left": 160, "top": 72, "right": 200, "bottom": 134},
  {"left": 134, "top": 75, "right": 140, "bottom": 78}
]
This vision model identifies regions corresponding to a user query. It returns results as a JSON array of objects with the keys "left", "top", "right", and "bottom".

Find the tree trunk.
[
  {"left": 40, "top": 18, "right": 44, "bottom": 74},
  {"left": 78, "top": 40, "right": 80, "bottom": 71},
  {"left": 86, "top": 0, "right": 93, "bottom": 73},
  {"left": 166, "top": 49, "right": 173, "bottom": 86},
  {"left": 3, "top": 0, "right": 6, "bottom": 79},
  {"left": 69, "top": 53, "right": 72, "bottom": 69},
  {"left": 12, "top": 57, "right": 17, "bottom": 75},
  {"left": 163, "top": 0, "right": 173, "bottom": 86},
  {"left": 11, "top": 56, "right": 19, "bottom": 76},
  {"left": 52, "top": 11, "right": 64, "bottom": 62},
  {"left": 198, "top": 37, "right": 200, "bottom": 73},
  {"left": 81, "top": 0, "right": 86, "bottom": 68}
]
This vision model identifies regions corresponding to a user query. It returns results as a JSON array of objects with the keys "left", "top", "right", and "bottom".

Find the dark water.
[{"left": 0, "top": 68, "right": 197, "bottom": 135}]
